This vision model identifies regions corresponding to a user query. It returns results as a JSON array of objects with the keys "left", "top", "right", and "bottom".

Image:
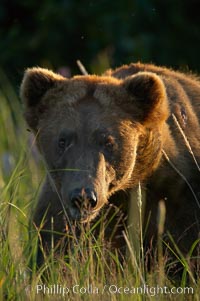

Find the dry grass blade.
[
  {"left": 76, "top": 60, "right": 89, "bottom": 75},
  {"left": 157, "top": 200, "right": 166, "bottom": 287},
  {"left": 172, "top": 113, "right": 200, "bottom": 172},
  {"left": 162, "top": 149, "right": 200, "bottom": 209}
]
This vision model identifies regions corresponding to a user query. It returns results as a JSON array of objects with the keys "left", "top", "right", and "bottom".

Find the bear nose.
[{"left": 70, "top": 188, "right": 97, "bottom": 210}]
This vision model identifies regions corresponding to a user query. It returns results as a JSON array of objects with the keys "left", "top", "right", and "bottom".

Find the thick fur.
[
  {"left": 20, "top": 63, "right": 200, "bottom": 267},
  {"left": 106, "top": 63, "right": 200, "bottom": 254}
]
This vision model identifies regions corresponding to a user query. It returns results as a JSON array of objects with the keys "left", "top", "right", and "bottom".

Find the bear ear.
[
  {"left": 20, "top": 68, "right": 65, "bottom": 131},
  {"left": 20, "top": 67, "right": 65, "bottom": 107},
  {"left": 123, "top": 72, "right": 169, "bottom": 126}
]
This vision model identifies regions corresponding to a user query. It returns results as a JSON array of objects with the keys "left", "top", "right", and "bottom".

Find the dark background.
[{"left": 0, "top": 0, "right": 199, "bottom": 86}]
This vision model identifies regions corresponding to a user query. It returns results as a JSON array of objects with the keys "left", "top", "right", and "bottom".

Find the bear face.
[{"left": 21, "top": 68, "right": 169, "bottom": 223}]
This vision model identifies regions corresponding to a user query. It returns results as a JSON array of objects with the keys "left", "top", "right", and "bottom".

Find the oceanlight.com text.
[{"left": 36, "top": 284, "right": 194, "bottom": 297}]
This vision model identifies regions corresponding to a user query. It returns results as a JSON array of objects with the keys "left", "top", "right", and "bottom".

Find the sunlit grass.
[{"left": 0, "top": 71, "right": 199, "bottom": 300}]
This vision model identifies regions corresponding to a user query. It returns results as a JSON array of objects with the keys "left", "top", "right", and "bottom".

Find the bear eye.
[
  {"left": 58, "top": 131, "right": 76, "bottom": 154},
  {"left": 105, "top": 136, "right": 115, "bottom": 148},
  {"left": 103, "top": 135, "right": 116, "bottom": 152},
  {"left": 58, "top": 138, "right": 66, "bottom": 149}
]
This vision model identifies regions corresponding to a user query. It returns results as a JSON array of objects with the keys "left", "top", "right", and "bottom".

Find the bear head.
[{"left": 21, "top": 67, "right": 169, "bottom": 222}]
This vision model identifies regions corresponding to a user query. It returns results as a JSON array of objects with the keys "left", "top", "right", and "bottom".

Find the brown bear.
[{"left": 20, "top": 63, "right": 200, "bottom": 269}]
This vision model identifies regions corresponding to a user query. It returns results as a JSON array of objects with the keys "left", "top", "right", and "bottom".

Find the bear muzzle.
[{"left": 67, "top": 187, "right": 98, "bottom": 222}]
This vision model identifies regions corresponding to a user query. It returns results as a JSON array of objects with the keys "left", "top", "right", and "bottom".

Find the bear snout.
[{"left": 68, "top": 187, "right": 97, "bottom": 221}]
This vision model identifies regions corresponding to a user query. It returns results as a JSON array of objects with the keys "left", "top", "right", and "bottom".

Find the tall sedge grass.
[{"left": 0, "top": 71, "right": 199, "bottom": 300}]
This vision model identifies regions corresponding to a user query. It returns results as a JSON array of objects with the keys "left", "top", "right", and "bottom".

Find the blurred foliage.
[{"left": 0, "top": 0, "right": 199, "bottom": 86}]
